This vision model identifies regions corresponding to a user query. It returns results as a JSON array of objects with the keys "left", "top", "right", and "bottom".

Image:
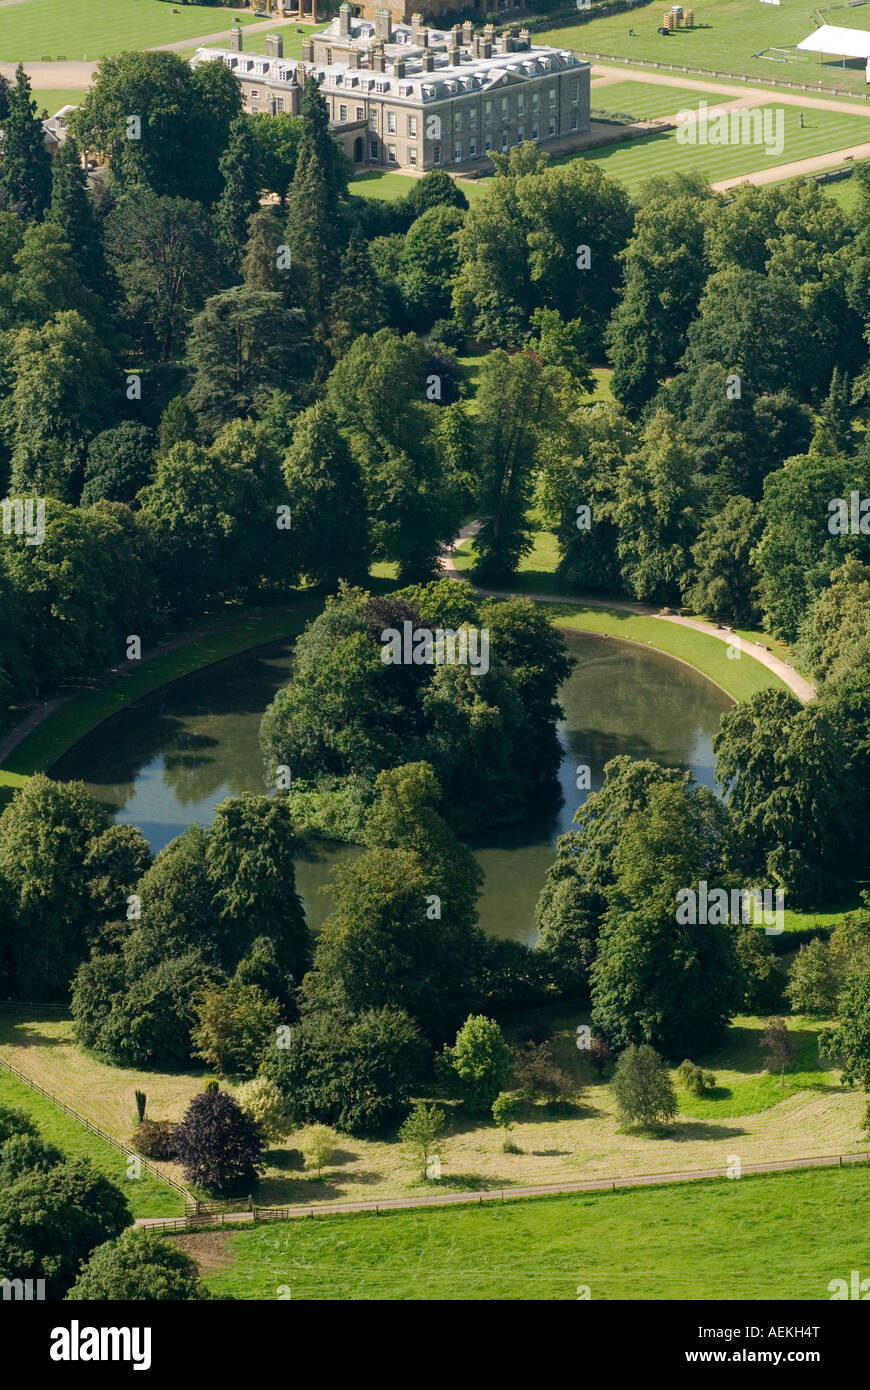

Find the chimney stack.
[
  {"left": 518, "top": 27, "right": 531, "bottom": 48},
  {"left": 483, "top": 22, "right": 496, "bottom": 42},
  {"left": 348, "top": 44, "right": 360, "bottom": 68},
  {"left": 481, "top": 40, "right": 492, "bottom": 58},
  {"left": 266, "top": 31, "right": 283, "bottom": 58},
  {"left": 230, "top": 24, "right": 243, "bottom": 52},
  {"left": 411, "top": 11, "right": 427, "bottom": 46},
  {"left": 448, "top": 43, "right": 461, "bottom": 66},
  {"left": 374, "top": 6, "right": 392, "bottom": 42},
  {"left": 392, "top": 58, "right": 406, "bottom": 77},
  {"left": 339, "top": 1, "right": 352, "bottom": 37},
  {"left": 301, "top": 37, "right": 314, "bottom": 60},
  {"left": 449, "top": 24, "right": 462, "bottom": 47},
  {"left": 372, "top": 45, "right": 386, "bottom": 72},
  {"left": 422, "top": 50, "right": 435, "bottom": 71},
  {"left": 462, "top": 20, "right": 474, "bottom": 44}
]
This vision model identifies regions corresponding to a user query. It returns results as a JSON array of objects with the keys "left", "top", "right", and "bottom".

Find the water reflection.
[{"left": 52, "top": 631, "right": 732, "bottom": 944}]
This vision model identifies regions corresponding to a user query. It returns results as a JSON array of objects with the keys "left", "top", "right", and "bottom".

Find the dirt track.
[{"left": 136, "top": 1150, "right": 869, "bottom": 1229}]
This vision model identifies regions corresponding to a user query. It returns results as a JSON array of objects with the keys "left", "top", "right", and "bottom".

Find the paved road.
[
  {"left": 442, "top": 523, "right": 815, "bottom": 703},
  {"left": 135, "top": 1149, "right": 868, "bottom": 1228}
]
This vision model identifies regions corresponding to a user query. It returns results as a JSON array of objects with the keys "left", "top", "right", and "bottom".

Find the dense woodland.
[{"left": 0, "top": 51, "right": 870, "bottom": 1155}]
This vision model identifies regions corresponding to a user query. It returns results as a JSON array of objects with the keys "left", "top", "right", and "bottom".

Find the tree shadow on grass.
[
  {"left": 255, "top": 1168, "right": 384, "bottom": 1204},
  {"left": 405, "top": 1173, "right": 507, "bottom": 1194},
  {"left": 619, "top": 1121, "right": 748, "bottom": 1142}
]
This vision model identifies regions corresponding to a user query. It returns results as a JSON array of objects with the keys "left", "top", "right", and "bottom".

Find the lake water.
[{"left": 52, "top": 631, "right": 732, "bottom": 944}]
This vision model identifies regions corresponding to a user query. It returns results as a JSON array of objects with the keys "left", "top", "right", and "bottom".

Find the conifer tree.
[
  {"left": 328, "top": 225, "right": 386, "bottom": 355},
  {"left": 821, "top": 366, "right": 853, "bottom": 454},
  {"left": 214, "top": 115, "right": 261, "bottom": 273},
  {"left": 286, "top": 78, "right": 349, "bottom": 327},
  {"left": 0, "top": 65, "right": 52, "bottom": 220},
  {"left": 49, "top": 136, "right": 110, "bottom": 295}
]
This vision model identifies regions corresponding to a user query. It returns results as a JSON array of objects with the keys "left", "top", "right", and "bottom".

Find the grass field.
[
  {"left": 0, "top": 1064, "right": 184, "bottom": 1217},
  {"left": 590, "top": 78, "right": 727, "bottom": 119},
  {"left": 190, "top": 1165, "right": 870, "bottom": 1300},
  {"left": 1, "top": 1008, "right": 862, "bottom": 1214},
  {"left": 351, "top": 110, "right": 870, "bottom": 205},
  {"left": 28, "top": 87, "right": 88, "bottom": 115},
  {"left": 822, "top": 172, "right": 865, "bottom": 210},
  {"left": 572, "top": 104, "right": 870, "bottom": 193},
  {"left": 349, "top": 168, "right": 486, "bottom": 202},
  {"left": 0, "top": 0, "right": 278, "bottom": 62},
  {"left": 540, "top": 0, "right": 870, "bottom": 95}
]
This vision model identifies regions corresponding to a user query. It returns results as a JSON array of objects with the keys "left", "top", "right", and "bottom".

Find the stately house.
[{"left": 191, "top": 6, "right": 591, "bottom": 172}]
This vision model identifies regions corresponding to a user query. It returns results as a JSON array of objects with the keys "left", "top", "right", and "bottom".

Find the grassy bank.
[
  {"left": 0, "top": 602, "right": 319, "bottom": 802},
  {"left": 452, "top": 535, "right": 785, "bottom": 702},
  {"left": 192, "top": 1164, "right": 870, "bottom": 1299}
]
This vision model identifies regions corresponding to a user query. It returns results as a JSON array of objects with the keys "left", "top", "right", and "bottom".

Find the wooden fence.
[
  {"left": 570, "top": 49, "right": 870, "bottom": 99},
  {"left": 0, "top": 1052, "right": 191, "bottom": 1203},
  {"left": 158, "top": 1148, "right": 870, "bottom": 1233}
]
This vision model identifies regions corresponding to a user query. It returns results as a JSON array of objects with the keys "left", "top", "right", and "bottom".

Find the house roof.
[{"left": 192, "top": 43, "right": 586, "bottom": 104}]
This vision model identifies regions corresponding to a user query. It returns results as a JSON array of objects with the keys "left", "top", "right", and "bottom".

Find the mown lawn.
[
  {"left": 2, "top": 1009, "right": 861, "bottom": 1214},
  {"left": 349, "top": 168, "right": 486, "bottom": 202},
  {"left": 822, "top": 172, "right": 866, "bottom": 211},
  {"left": 192, "top": 1165, "right": 870, "bottom": 1300},
  {"left": 0, "top": 1065, "right": 184, "bottom": 1218},
  {"left": 676, "top": 1019, "right": 840, "bottom": 1118},
  {"left": 27, "top": 87, "right": 88, "bottom": 115},
  {"left": 570, "top": 105, "right": 870, "bottom": 195},
  {"left": 590, "top": 78, "right": 726, "bottom": 120},
  {"left": 0, "top": 0, "right": 276, "bottom": 62},
  {"left": 540, "top": 0, "right": 870, "bottom": 95}
]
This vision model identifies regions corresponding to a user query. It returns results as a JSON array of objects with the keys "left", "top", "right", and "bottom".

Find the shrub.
[
  {"left": 68, "top": 1228, "right": 207, "bottom": 1301},
  {"left": 132, "top": 1120, "right": 179, "bottom": 1161},
  {"left": 512, "top": 1041, "right": 576, "bottom": 1107},
  {"left": 0, "top": 1103, "right": 39, "bottom": 1146},
  {"left": 236, "top": 1076, "right": 293, "bottom": 1144},
  {"left": 429, "top": 318, "right": 464, "bottom": 354},
  {"left": 676, "top": 1059, "right": 716, "bottom": 1097},
  {"left": 439, "top": 1014, "right": 512, "bottom": 1114}
]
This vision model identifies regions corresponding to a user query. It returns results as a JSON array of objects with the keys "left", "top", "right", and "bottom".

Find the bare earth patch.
[{"left": 173, "top": 1232, "right": 234, "bottom": 1276}]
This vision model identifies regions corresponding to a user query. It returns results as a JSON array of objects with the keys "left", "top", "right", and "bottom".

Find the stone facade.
[{"left": 192, "top": 10, "right": 591, "bottom": 171}]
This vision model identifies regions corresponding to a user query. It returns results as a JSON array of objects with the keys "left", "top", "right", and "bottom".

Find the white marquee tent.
[{"left": 796, "top": 24, "right": 870, "bottom": 80}]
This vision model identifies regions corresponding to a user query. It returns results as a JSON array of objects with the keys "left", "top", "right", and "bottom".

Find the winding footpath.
[{"left": 442, "top": 523, "right": 815, "bottom": 703}]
